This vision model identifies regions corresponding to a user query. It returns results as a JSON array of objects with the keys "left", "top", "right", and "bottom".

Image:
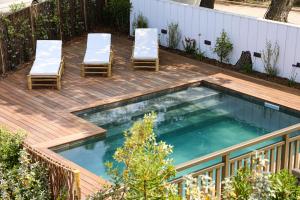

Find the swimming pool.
[{"left": 56, "top": 85, "right": 300, "bottom": 180}]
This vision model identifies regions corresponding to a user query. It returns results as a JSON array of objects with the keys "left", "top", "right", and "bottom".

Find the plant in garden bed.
[
  {"left": 132, "top": 13, "right": 148, "bottom": 35},
  {"left": 288, "top": 67, "right": 298, "bottom": 87},
  {"left": 262, "top": 40, "right": 280, "bottom": 77},
  {"left": 242, "top": 63, "right": 253, "bottom": 73},
  {"left": 214, "top": 30, "right": 233, "bottom": 63},
  {"left": 182, "top": 37, "right": 198, "bottom": 55},
  {"left": 168, "top": 22, "right": 181, "bottom": 49}
]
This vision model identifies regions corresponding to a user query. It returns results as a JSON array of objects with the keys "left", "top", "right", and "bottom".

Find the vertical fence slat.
[
  {"left": 295, "top": 140, "right": 300, "bottom": 168},
  {"left": 276, "top": 145, "right": 282, "bottom": 172},
  {"left": 270, "top": 148, "right": 275, "bottom": 173}
]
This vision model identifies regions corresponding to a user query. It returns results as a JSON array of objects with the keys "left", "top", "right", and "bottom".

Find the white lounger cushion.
[
  {"left": 30, "top": 60, "right": 61, "bottom": 76},
  {"left": 133, "top": 28, "right": 158, "bottom": 60},
  {"left": 83, "top": 33, "right": 111, "bottom": 65},
  {"left": 30, "top": 40, "right": 62, "bottom": 76}
]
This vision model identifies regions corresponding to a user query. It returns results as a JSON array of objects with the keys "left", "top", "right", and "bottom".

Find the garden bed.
[{"left": 160, "top": 45, "right": 300, "bottom": 90}]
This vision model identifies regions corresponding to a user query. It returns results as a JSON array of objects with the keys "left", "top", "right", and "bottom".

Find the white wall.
[{"left": 130, "top": 0, "right": 300, "bottom": 82}]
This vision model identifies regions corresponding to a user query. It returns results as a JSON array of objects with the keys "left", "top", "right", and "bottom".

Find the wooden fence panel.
[
  {"left": 24, "top": 144, "right": 81, "bottom": 200},
  {"left": 0, "top": 0, "right": 104, "bottom": 75}
]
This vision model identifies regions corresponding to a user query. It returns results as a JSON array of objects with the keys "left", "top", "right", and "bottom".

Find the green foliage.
[
  {"left": 270, "top": 170, "right": 300, "bottom": 200},
  {"left": 214, "top": 30, "right": 233, "bottom": 63},
  {"left": 35, "top": 0, "right": 60, "bottom": 40},
  {"left": 242, "top": 63, "right": 253, "bottom": 73},
  {"left": 182, "top": 37, "right": 198, "bottom": 55},
  {"left": 1, "top": 14, "right": 32, "bottom": 69},
  {"left": 288, "top": 68, "right": 298, "bottom": 87},
  {"left": 168, "top": 22, "right": 181, "bottom": 49},
  {"left": 223, "top": 151, "right": 300, "bottom": 200},
  {"left": 89, "top": 113, "right": 178, "bottom": 200},
  {"left": 195, "top": 51, "right": 205, "bottom": 61},
  {"left": 0, "top": 127, "right": 25, "bottom": 169},
  {"left": 103, "top": 0, "right": 132, "bottom": 33},
  {"left": 0, "top": 127, "right": 51, "bottom": 199},
  {"left": 132, "top": 13, "right": 148, "bottom": 35},
  {"left": 9, "top": 2, "right": 26, "bottom": 13},
  {"left": 262, "top": 40, "right": 280, "bottom": 77},
  {"left": 223, "top": 168, "right": 253, "bottom": 200}
]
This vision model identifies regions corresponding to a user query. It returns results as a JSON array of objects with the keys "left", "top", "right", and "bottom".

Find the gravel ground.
[{"left": 171, "top": 0, "right": 300, "bottom": 25}]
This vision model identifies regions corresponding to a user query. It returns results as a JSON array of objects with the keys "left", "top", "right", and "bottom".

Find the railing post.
[
  {"left": 281, "top": 134, "right": 290, "bottom": 170},
  {"left": 73, "top": 170, "right": 81, "bottom": 200},
  {"left": 222, "top": 154, "right": 229, "bottom": 179}
]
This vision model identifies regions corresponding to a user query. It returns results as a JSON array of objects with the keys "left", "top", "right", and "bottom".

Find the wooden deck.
[{"left": 1, "top": 33, "right": 300, "bottom": 198}]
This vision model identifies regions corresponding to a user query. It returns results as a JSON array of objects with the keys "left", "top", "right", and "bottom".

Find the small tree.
[
  {"left": 168, "top": 22, "right": 181, "bottom": 49},
  {"left": 262, "top": 41, "right": 280, "bottom": 77},
  {"left": 90, "top": 113, "right": 178, "bottom": 199},
  {"left": 214, "top": 30, "right": 233, "bottom": 63}
]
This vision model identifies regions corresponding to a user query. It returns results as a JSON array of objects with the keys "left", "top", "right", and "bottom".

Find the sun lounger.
[
  {"left": 132, "top": 28, "right": 159, "bottom": 71},
  {"left": 81, "top": 33, "right": 113, "bottom": 77},
  {"left": 27, "top": 40, "right": 64, "bottom": 90}
]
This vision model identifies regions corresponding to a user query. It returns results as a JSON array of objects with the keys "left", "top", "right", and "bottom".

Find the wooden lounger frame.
[
  {"left": 81, "top": 50, "right": 113, "bottom": 77},
  {"left": 27, "top": 57, "right": 65, "bottom": 90},
  {"left": 132, "top": 45, "right": 159, "bottom": 71}
]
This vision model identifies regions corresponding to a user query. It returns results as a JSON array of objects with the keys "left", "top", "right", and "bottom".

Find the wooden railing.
[
  {"left": 173, "top": 123, "right": 300, "bottom": 199},
  {"left": 23, "top": 143, "right": 81, "bottom": 200}
]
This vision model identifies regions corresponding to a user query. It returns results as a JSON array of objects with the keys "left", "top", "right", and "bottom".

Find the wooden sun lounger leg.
[
  {"left": 107, "top": 51, "right": 113, "bottom": 77},
  {"left": 56, "top": 75, "right": 61, "bottom": 90},
  {"left": 155, "top": 59, "right": 159, "bottom": 72},
  {"left": 81, "top": 64, "right": 85, "bottom": 77},
  {"left": 108, "top": 63, "right": 112, "bottom": 77},
  {"left": 27, "top": 75, "right": 32, "bottom": 90}
]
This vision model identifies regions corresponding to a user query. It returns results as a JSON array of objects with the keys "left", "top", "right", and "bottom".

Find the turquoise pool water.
[{"left": 56, "top": 86, "right": 300, "bottom": 180}]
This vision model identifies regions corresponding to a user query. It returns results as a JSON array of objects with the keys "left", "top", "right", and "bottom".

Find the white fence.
[{"left": 130, "top": 0, "right": 300, "bottom": 82}]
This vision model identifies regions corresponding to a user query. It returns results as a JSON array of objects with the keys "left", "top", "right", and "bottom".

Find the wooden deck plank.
[{"left": 0, "top": 34, "right": 300, "bottom": 198}]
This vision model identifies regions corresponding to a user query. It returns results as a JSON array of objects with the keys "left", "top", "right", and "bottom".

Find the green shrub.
[
  {"left": 262, "top": 41, "right": 280, "bottom": 77},
  {"left": 167, "top": 22, "right": 181, "bottom": 49},
  {"left": 182, "top": 37, "right": 198, "bottom": 55},
  {"left": 223, "top": 168, "right": 253, "bottom": 200},
  {"left": 89, "top": 113, "right": 178, "bottom": 199},
  {"left": 214, "top": 30, "right": 233, "bottom": 63},
  {"left": 0, "top": 126, "right": 25, "bottom": 169},
  {"left": 270, "top": 170, "right": 300, "bottom": 200},
  {"left": 195, "top": 51, "right": 205, "bottom": 61},
  {"left": 103, "top": 0, "right": 132, "bottom": 33},
  {"left": 0, "top": 127, "right": 51, "bottom": 199},
  {"left": 132, "top": 13, "right": 148, "bottom": 35},
  {"left": 242, "top": 63, "right": 253, "bottom": 73}
]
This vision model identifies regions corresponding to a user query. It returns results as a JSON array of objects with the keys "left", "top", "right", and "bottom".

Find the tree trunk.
[
  {"left": 264, "top": 0, "right": 295, "bottom": 22},
  {"left": 200, "top": 0, "right": 215, "bottom": 9},
  {"left": 235, "top": 51, "right": 252, "bottom": 71}
]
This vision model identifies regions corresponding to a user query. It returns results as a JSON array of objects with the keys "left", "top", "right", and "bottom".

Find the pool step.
[{"left": 94, "top": 88, "right": 221, "bottom": 126}]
